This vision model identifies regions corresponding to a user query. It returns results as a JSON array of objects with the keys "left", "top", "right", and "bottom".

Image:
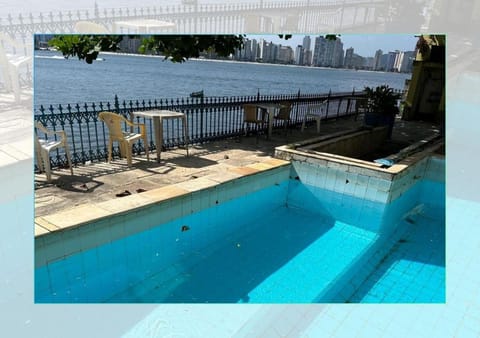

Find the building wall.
[
  {"left": 344, "top": 47, "right": 354, "bottom": 68},
  {"left": 373, "top": 49, "right": 383, "bottom": 71},
  {"left": 403, "top": 35, "right": 445, "bottom": 122}
]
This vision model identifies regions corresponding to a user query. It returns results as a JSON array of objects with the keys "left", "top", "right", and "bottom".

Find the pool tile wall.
[
  {"left": 286, "top": 157, "right": 434, "bottom": 234},
  {"left": 278, "top": 138, "right": 445, "bottom": 303},
  {"left": 286, "top": 173, "right": 387, "bottom": 233},
  {"left": 35, "top": 176, "right": 292, "bottom": 302},
  {"left": 276, "top": 141, "right": 444, "bottom": 206},
  {"left": 331, "top": 182, "right": 445, "bottom": 303},
  {"left": 317, "top": 181, "right": 427, "bottom": 302},
  {"left": 327, "top": 160, "right": 445, "bottom": 302},
  {"left": 35, "top": 160, "right": 291, "bottom": 271}
]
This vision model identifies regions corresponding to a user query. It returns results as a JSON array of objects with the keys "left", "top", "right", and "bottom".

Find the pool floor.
[
  {"left": 347, "top": 204, "right": 445, "bottom": 303},
  {"left": 108, "top": 206, "right": 378, "bottom": 303}
]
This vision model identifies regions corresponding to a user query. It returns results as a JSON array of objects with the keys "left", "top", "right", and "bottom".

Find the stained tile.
[
  {"left": 142, "top": 185, "right": 189, "bottom": 202},
  {"left": 228, "top": 166, "right": 259, "bottom": 176},
  {"left": 42, "top": 204, "right": 111, "bottom": 230},
  {"left": 175, "top": 177, "right": 218, "bottom": 192},
  {"left": 35, "top": 224, "right": 49, "bottom": 236},
  {"left": 35, "top": 217, "right": 60, "bottom": 232},
  {"left": 97, "top": 194, "right": 154, "bottom": 214},
  {"left": 246, "top": 162, "right": 275, "bottom": 171},
  {"left": 262, "top": 158, "right": 290, "bottom": 167}
]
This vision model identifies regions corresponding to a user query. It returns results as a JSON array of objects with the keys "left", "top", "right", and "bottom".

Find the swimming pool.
[{"left": 35, "top": 155, "right": 445, "bottom": 303}]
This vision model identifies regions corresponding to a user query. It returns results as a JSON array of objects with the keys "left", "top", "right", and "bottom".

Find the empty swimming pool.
[{"left": 35, "top": 155, "right": 445, "bottom": 303}]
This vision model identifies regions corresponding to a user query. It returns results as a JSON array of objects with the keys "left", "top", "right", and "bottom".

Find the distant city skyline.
[
  {"left": 236, "top": 35, "right": 414, "bottom": 72},
  {"left": 248, "top": 34, "right": 418, "bottom": 58}
]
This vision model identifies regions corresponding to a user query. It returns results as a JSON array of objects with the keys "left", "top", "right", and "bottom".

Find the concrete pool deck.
[{"left": 34, "top": 116, "right": 443, "bottom": 236}]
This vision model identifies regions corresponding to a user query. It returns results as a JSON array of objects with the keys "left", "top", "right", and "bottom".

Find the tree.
[
  {"left": 48, "top": 35, "right": 123, "bottom": 64},
  {"left": 49, "top": 35, "right": 245, "bottom": 64},
  {"left": 139, "top": 35, "right": 244, "bottom": 62}
]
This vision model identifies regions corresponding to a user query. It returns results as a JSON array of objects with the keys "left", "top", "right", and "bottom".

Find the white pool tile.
[
  {"left": 367, "top": 176, "right": 380, "bottom": 190},
  {"left": 356, "top": 174, "right": 369, "bottom": 187},
  {"left": 334, "top": 171, "right": 347, "bottom": 193},
  {"left": 377, "top": 178, "right": 392, "bottom": 192},
  {"left": 343, "top": 180, "right": 356, "bottom": 196},
  {"left": 327, "top": 160, "right": 346, "bottom": 170},
  {"left": 364, "top": 186, "right": 377, "bottom": 202},
  {"left": 353, "top": 183, "right": 367, "bottom": 200},
  {"left": 191, "top": 191, "right": 209, "bottom": 214},
  {"left": 314, "top": 169, "right": 327, "bottom": 189},
  {"left": 344, "top": 171, "right": 358, "bottom": 185},
  {"left": 324, "top": 174, "right": 336, "bottom": 191}
]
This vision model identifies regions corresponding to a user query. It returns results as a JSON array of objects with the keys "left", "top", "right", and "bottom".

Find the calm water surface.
[{"left": 34, "top": 50, "right": 411, "bottom": 107}]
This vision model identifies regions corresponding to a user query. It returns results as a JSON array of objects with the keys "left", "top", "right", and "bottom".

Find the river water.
[{"left": 34, "top": 50, "right": 411, "bottom": 108}]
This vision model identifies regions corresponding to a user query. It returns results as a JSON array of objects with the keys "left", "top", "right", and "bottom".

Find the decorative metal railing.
[
  {"left": 1, "top": 0, "right": 386, "bottom": 37},
  {"left": 34, "top": 90, "right": 388, "bottom": 170}
]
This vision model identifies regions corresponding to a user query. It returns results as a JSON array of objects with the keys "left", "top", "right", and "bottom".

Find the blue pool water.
[{"left": 35, "top": 171, "right": 445, "bottom": 303}]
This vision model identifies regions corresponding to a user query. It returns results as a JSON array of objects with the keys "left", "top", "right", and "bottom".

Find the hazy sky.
[{"left": 249, "top": 34, "right": 419, "bottom": 58}]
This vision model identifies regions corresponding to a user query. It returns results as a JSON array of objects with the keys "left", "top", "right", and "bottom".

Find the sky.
[{"left": 248, "top": 34, "right": 419, "bottom": 58}]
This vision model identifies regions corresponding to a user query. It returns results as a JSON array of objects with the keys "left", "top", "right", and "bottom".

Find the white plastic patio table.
[
  {"left": 133, "top": 110, "right": 188, "bottom": 162},
  {"left": 113, "top": 19, "right": 175, "bottom": 33},
  {"left": 255, "top": 103, "right": 285, "bottom": 139}
]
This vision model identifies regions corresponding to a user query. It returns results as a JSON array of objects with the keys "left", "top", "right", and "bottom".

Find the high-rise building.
[
  {"left": 373, "top": 49, "right": 383, "bottom": 70},
  {"left": 312, "top": 36, "right": 327, "bottom": 66},
  {"left": 235, "top": 37, "right": 258, "bottom": 61},
  {"left": 323, "top": 39, "right": 335, "bottom": 66},
  {"left": 399, "top": 51, "right": 415, "bottom": 72},
  {"left": 277, "top": 45, "right": 294, "bottom": 64},
  {"left": 295, "top": 45, "right": 304, "bottom": 65},
  {"left": 385, "top": 51, "right": 398, "bottom": 71},
  {"left": 312, "top": 36, "right": 343, "bottom": 67},
  {"left": 379, "top": 53, "right": 389, "bottom": 71},
  {"left": 393, "top": 50, "right": 404, "bottom": 72},
  {"left": 303, "top": 50, "right": 312, "bottom": 66},
  {"left": 244, "top": 38, "right": 259, "bottom": 61},
  {"left": 259, "top": 39, "right": 277, "bottom": 62},
  {"left": 364, "top": 57, "right": 375, "bottom": 70},
  {"left": 344, "top": 47, "right": 354, "bottom": 68},
  {"left": 331, "top": 38, "right": 344, "bottom": 68},
  {"left": 251, "top": 39, "right": 259, "bottom": 61},
  {"left": 301, "top": 35, "right": 312, "bottom": 66},
  {"left": 350, "top": 54, "right": 364, "bottom": 69},
  {"left": 118, "top": 37, "right": 142, "bottom": 54},
  {"left": 302, "top": 35, "right": 311, "bottom": 51}
]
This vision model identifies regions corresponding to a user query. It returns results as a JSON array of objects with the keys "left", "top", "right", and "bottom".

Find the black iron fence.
[{"left": 34, "top": 90, "right": 401, "bottom": 170}]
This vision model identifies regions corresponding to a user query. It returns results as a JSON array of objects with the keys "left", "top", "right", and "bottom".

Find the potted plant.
[{"left": 363, "top": 85, "right": 401, "bottom": 138}]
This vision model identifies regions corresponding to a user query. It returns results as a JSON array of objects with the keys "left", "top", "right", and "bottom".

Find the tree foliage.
[
  {"left": 48, "top": 35, "right": 123, "bottom": 64},
  {"left": 49, "top": 34, "right": 245, "bottom": 63},
  {"left": 139, "top": 35, "right": 244, "bottom": 62}
]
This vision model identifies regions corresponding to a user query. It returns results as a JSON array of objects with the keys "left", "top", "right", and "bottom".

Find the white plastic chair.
[
  {"left": 301, "top": 100, "right": 328, "bottom": 133},
  {"left": 35, "top": 121, "right": 74, "bottom": 182},
  {"left": 98, "top": 111, "right": 149, "bottom": 166},
  {"left": 0, "top": 33, "right": 32, "bottom": 103}
]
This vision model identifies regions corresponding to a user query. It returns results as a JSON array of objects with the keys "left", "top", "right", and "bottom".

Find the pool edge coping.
[{"left": 275, "top": 135, "right": 444, "bottom": 181}]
